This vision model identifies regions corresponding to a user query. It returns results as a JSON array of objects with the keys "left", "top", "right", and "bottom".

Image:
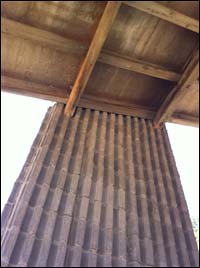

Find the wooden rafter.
[
  {"left": 64, "top": 1, "right": 121, "bottom": 116},
  {"left": 2, "top": 17, "right": 181, "bottom": 82},
  {"left": 99, "top": 50, "right": 180, "bottom": 82},
  {"left": 1, "top": 17, "right": 87, "bottom": 55},
  {"left": 122, "top": 1, "right": 199, "bottom": 33},
  {"left": 153, "top": 48, "right": 199, "bottom": 128}
]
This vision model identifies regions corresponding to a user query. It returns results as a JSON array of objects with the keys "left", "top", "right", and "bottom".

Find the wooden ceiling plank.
[
  {"left": 153, "top": 48, "right": 199, "bottom": 128},
  {"left": 64, "top": 1, "right": 121, "bottom": 116},
  {"left": 2, "top": 75, "right": 198, "bottom": 127},
  {"left": 122, "top": 1, "right": 199, "bottom": 33},
  {"left": 2, "top": 17, "right": 181, "bottom": 82}
]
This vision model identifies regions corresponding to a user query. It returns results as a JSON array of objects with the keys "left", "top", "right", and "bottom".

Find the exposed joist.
[
  {"left": 122, "top": 1, "right": 199, "bottom": 33},
  {"left": 153, "top": 48, "right": 199, "bottom": 128},
  {"left": 64, "top": 1, "right": 121, "bottom": 115},
  {"left": 2, "top": 75, "right": 198, "bottom": 127},
  {"left": 1, "top": 17, "right": 87, "bottom": 55},
  {"left": 1, "top": 17, "right": 181, "bottom": 82},
  {"left": 99, "top": 50, "right": 180, "bottom": 81}
]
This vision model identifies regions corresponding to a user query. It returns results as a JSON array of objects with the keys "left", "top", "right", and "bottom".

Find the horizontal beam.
[
  {"left": 122, "top": 1, "right": 199, "bottom": 33},
  {"left": 1, "top": 75, "right": 155, "bottom": 119},
  {"left": 64, "top": 1, "right": 121, "bottom": 115},
  {"left": 153, "top": 48, "right": 199, "bottom": 127},
  {"left": 99, "top": 50, "right": 180, "bottom": 81},
  {"left": 1, "top": 17, "right": 87, "bottom": 55},
  {"left": 1, "top": 75, "right": 67, "bottom": 103},
  {"left": 1, "top": 17, "right": 180, "bottom": 82},
  {"left": 2, "top": 75, "right": 198, "bottom": 127},
  {"left": 169, "top": 113, "right": 199, "bottom": 128},
  {"left": 80, "top": 94, "right": 156, "bottom": 119}
]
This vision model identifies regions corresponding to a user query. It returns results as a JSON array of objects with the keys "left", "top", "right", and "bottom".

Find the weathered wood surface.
[
  {"left": 154, "top": 48, "right": 199, "bottom": 127},
  {"left": 1, "top": 1, "right": 199, "bottom": 126},
  {"left": 169, "top": 113, "right": 199, "bottom": 128},
  {"left": 2, "top": 75, "right": 198, "bottom": 127},
  {"left": 2, "top": 17, "right": 181, "bottom": 82},
  {"left": 122, "top": 1, "right": 199, "bottom": 33},
  {"left": 64, "top": 1, "right": 121, "bottom": 115},
  {"left": 99, "top": 50, "right": 181, "bottom": 81}
]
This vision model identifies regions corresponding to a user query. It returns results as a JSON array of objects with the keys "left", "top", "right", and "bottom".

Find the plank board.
[
  {"left": 154, "top": 48, "right": 199, "bottom": 127},
  {"left": 1, "top": 1, "right": 199, "bottom": 126},
  {"left": 2, "top": 17, "right": 181, "bottom": 82},
  {"left": 103, "top": 4, "right": 198, "bottom": 72},
  {"left": 122, "top": 1, "right": 199, "bottom": 32}
]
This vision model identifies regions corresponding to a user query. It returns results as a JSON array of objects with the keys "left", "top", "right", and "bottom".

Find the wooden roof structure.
[{"left": 1, "top": 1, "right": 199, "bottom": 127}]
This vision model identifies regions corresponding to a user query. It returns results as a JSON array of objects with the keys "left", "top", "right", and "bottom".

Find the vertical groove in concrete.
[{"left": 1, "top": 104, "right": 199, "bottom": 267}]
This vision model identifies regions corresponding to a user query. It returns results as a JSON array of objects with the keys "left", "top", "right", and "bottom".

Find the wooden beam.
[
  {"left": 2, "top": 17, "right": 180, "bottom": 82},
  {"left": 1, "top": 17, "right": 87, "bottom": 55},
  {"left": 1, "top": 75, "right": 155, "bottom": 119},
  {"left": 64, "top": 1, "right": 121, "bottom": 115},
  {"left": 169, "top": 113, "right": 199, "bottom": 128},
  {"left": 122, "top": 1, "right": 199, "bottom": 33},
  {"left": 1, "top": 75, "right": 67, "bottom": 103},
  {"left": 2, "top": 75, "right": 198, "bottom": 127},
  {"left": 80, "top": 94, "right": 156, "bottom": 119},
  {"left": 153, "top": 48, "right": 199, "bottom": 128},
  {"left": 99, "top": 50, "right": 180, "bottom": 81}
]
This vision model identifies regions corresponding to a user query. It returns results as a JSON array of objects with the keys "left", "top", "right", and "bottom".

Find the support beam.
[
  {"left": 153, "top": 48, "right": 199, "bottom": 128},
  {"left": 64, "top": 1, "right": 121, "bottom": 115},
  {"left": 2, "top": 75, "right": 198, "bottom": 127},
  {"left": 99, "top": 50, "right": 180, "bottom": 81},
  {"left": 169, "top": 113, "right": 199, "bottom": 128},
  {"left": 122, "top": 1, "right": 199, "bottom": 33},
  {"left": 1, "top": 17, "right": 87, "bottom": 55},
  {"left": 1, "top": 75, "right": 67, "bottom": 103},
  {"left": 1, "top": 75, "right": 155, "bottom": 119},
  {"left": 1, "top": 17, "right": 181, "bottom": 82}
]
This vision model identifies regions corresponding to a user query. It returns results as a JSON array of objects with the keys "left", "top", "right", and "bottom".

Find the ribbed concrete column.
[{"left": 1, "top": 103, "right": 199, "bottom": 267}]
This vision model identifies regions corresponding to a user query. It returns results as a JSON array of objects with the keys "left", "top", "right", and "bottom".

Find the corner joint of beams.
[{"left": 153, "top": 121, "right": 164, "bottom": 129}]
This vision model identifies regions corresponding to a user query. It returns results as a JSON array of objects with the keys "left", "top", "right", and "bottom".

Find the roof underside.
[{"left": 1, "top": 1, "right": 199, "bottom": 127}]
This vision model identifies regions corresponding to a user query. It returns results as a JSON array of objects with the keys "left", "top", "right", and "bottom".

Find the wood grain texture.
[
  {"left": 1, "top": 1, "right": 107, "bottom": 45},
  {"left": 1, "top": 1, "right": 199, "bottom": 126},
  {"left": 85, "top": 62, "right": 173, "bottom": 108},
  {"left": 99, "top": 50, "right": 181, "bottom": 81},
  {"left": 122, "top": 1, "right": 199, "bottom": 33},
  {"left": 2, "top": 75, "right": 198, "bottom": 127},
  {"left": 1, "top": 75, "right": 154, "bottom": 119},
  {"left": 169, "top": 113, "right": 199, "bottom": 128},
  {"left": 64, "top": 1, "right": 121, "bottom": 115},
  {"left": 174, "top": 79, "right": 199, "bottom": 116},
  {"left": 103, "top": 4, "right": 198, "bottom": 72},
  {"left": 154, "top": 48, "right": 199, "bottom": 127},
  {"left": 1, "top": 17, "right": 174, "bottom": 110},
  {"left": 1, "top": 17, "right": 87, "bottom": 55},
  {"left": 2, "top": 18, "right": 180, "bottom": 82},
  {"left": 1, "top": 33, "right": 82, "bottom": 89},
  {"left": 3, "top": 2, "right": 198, "bottom": 71}
]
